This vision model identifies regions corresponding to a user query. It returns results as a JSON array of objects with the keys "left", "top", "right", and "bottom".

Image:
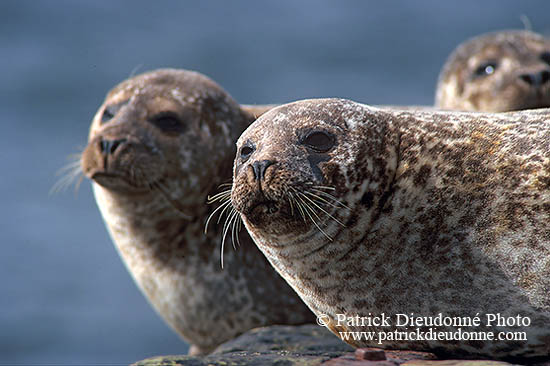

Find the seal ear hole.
[
  {"left": 240, "top": 145, "right": 254, "bottom": 162},
  {"left": 472, "top": 60, "right": 498, "bottom": 79},
  {"left": 301, "top": 131, "right": 335, "bottom": 152},
  {"left": 149, "top": 112, "right": 186, "bottom": 134},
  {"left": 541, "top": 52, "right": 550, "bottom": 65}
]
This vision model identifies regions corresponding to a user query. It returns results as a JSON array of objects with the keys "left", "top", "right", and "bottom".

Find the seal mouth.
[
  {"left": 513, "top": 93, "right": 550, "bottom": 111},
  {"left": 248, "top": 200, "right": 279, "bottom": 216},
  {"left": 535, "top": 90, "right": 550, "bottom": 105},
  {"left": 91, "top": 171, "right": 129, "bottom": 184},
  {"left": 90, "top": 171, "right": 149, "bottom": 193}
]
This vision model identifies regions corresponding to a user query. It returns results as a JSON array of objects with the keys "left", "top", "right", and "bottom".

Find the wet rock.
[
  {"left": 133, "top": 325, "right": 352, "bottom": 366},
  {"left": 132, "top": 325, "right": 545, "bottom": 366}
]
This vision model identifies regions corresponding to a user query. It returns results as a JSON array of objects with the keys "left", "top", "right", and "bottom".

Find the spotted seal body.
[
  {"left": 230, "top": 98, "right": 550, "bottom": 361},
  {"left": 436, "top": 30, "right": 550, "bottom": 112},
  {"left": 80, "top": 69, "right": 314, "bottom": 355}
]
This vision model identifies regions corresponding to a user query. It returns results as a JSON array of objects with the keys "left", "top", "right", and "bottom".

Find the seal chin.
[
  {"left": 242, "top": 199, "right": 281, "bottom": 226},
  {"left": 240, "top": 197, "right": 309, "bottom": 236}
]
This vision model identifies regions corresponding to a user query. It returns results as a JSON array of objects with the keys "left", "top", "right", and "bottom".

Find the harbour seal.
[
  {"left": 228, "top": 98, "right": 550, "bottom": 361},
  {"left": 436, "top": 30, "right": 550, "bottom": 112},
  {"left": 80, "top": 69, "right": 315, "bottom": 355}
]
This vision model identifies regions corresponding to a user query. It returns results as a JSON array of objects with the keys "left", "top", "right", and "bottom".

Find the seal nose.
[
  {"left": 99, "top": 138, "right": 127, "bottom": 155},
  {"left": 519, "top": 70, "right": 550, "bottom": 87},
  {"left": 252, "top": 160, "right": 275, "bottom": 181}
]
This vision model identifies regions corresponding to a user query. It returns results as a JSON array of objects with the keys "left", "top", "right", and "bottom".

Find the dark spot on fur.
[
  {"left": 345, "top": 213, "right": 358, "bottom": 227},
  {"left": 352, "top": 299, "right": 370, "bottom": 309},
  {"left": 155, "top": 219, "right": 172, "bottom": 232},
  {"left": 414, "top": 164, "right": 432, "bottom": 186},
  {"left": 307, "top": 153, "right": 330, "bottom": 182},
  {"left": 373, "top": 185, "right": 396, "bottom": 222},
  {"left": 361, "top": 191, "right": 374, "bottom": 209}
]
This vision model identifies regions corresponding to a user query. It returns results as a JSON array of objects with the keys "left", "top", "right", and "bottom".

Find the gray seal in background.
[
  {"left": 80, "top": 69, "right": 315, "bottom": 355},
  {"left": 436, "top": 30, "right": 550, "bottom": 112}
]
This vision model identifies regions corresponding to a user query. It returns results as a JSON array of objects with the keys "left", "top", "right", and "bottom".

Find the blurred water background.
[{"left": 2, "top": 1, "right": 550, "bottom": 364}]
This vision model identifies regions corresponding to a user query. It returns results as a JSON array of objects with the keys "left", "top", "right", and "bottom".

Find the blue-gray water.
[{"left": 2, "top": 1, "right": 549, "bottom": 364}]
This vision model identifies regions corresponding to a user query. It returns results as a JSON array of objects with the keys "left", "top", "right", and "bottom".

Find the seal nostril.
[
  {"left": 252, "top": 160, "right": 275, "bottom": 181},
  {"left": 520, "top": 73, "right": 535, "bottom": 85},
  {"left": 541, "top": 70, "right": 550, "bottom": 85},
  {"left": 520, "top": 71, "right": 550, "bottom": 87},
  {"left": 99, "top": 138, "right": 127, "bottom": 155},
  {"left": 109, "top": 139, "right": 124, "bottom": 154},
  {"left": 99, "top": 139, "right": 109, "bottom": 154}
]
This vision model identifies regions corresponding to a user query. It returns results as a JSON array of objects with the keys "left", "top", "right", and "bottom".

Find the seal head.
[{"left": 436, "top": 30, "right": 550, "bottom": 112}]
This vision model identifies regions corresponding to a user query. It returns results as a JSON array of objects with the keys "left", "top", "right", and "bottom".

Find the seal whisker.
[
  {"left": 287, "top": 194, "right": 295, "bottom": 217},
  {"left": 218, "top": 182, "right": 233, "bottom": 189},
  {"left": 222, "top": 208, "right": 236, "bottom": 250},
  {"left": 220, "top": 208, "right": 240, "bottom": 267},
  {"left": 305, "top": 190, "right": 350, "bottom": 212},
  {"left": 216, "top": 197, "right": 235, "bottom": 225},
  {"left": 230, "top": 208, "right": 242, "bottom": 249},
  {"left": 50, "top": 154, "right": 84, "bottom": 195},
  {"left": 204, "top": 199, "right": 232, "bottom": 234},
  {"left": 288, "top": 189, "right": 307, "bottom": 223},
  {"left": 304, "top": 191, "right": 340, "bottom": 208},
  {"left": 220, "top": 211, "right": 232, "bottom": 268},
  {"left": 74, "top": 175, "right": 84, "bottom": 193},
  {"left": 310, "top": 188, "right": 351, "bottom": 210},
  {"left": 295, "top": 201, "right": 308, "bottom": 223},
  {"left": 294, "top": 193, "right": 332, "bottom": 241},
  {"left": 310, "top": 185, "right": 336, "bottom": 191},
  {"left": 300, "top": 192, "right": 346, "bottom": 227},
  {"left": 207, "top": 189, "right": 232, "bottom": 203}
]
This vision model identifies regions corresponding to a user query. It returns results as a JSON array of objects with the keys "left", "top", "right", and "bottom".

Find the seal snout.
[
  {"left": 231, "top": 158, "right": 285, "bottom": 224},
  {"left": 81, "top": 132, "right": 164, "bottom": 192},
  {"left": 519, "top": 68, "right": 550, "bottom": 87},
  {"left": 252, "top": 160, "right": 275, "bottom": 181},
  {"left": 245, "top": 158, "right": 277, "bottom": 192},
  {"left": 244, "top": 160, "right": 279, "bottom": 215},
  {"left": 83, "top": 134, "right": 132, "bottom": 174}
]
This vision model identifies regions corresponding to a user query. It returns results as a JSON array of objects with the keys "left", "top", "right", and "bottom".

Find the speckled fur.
[
  {"left": 436, "top": 30, "right": 550, "bottom": 112},
  {"left": 81, "top": 69, "right": 314, "bottom": 355},
  {"left": 231, "top": 98, "right": 550, "bottom": 361}
]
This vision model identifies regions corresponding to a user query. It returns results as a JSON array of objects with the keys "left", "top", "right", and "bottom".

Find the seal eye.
[
  {"left": 473, "top": 61, "right": 498, "bottom": 78},
  {"left": 149, "top": 112, "right": 185, "bottom": 134},
  {"left": 541, "top": 52, "right": 550, "bottom": 65},
  {"left": 100, "top": 99, "right": 129, "bottom": 124},
  {"left": 301, "top": 131, "right": 335, "bottom": 152},
  {"left": 101, "top": 106, "right": 115, "bottom": 124},
  {"left": 240, "top": 145, "right": 254, "bottom": 162}
]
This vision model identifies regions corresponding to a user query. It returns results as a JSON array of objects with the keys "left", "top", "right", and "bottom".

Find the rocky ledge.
[{"left": 133, "top": 325, "right": 548, "bottom": 366}]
